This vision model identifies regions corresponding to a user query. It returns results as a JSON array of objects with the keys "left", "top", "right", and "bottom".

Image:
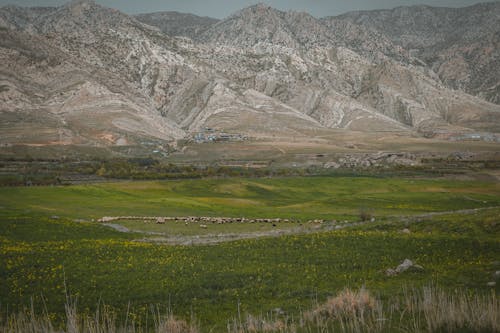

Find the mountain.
[
  {"left": 332, "top": 2, "right": 500, "bottom": 104},
  {"left": 0, "top": 1, "right": 499, "bottom": 159},
  {"left": 134, "top": 11, "right": 218, "bottom": 39},
  {"left": 0, "top": 0, "right": 187, "bottom": 150},
  {"left": 198, "top": 4, "right": 337, "bottom": 49},
  {"left": 191, "top": 4, "right": 499, "bottom": 134}
]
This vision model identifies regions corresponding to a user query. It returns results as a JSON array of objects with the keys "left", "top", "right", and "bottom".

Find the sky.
[{"left": 0, "top": 0, "right": 495, "bottom": 18}]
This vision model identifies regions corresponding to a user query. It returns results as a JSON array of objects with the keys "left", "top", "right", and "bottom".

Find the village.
[{"left": 193, "top": 128, "right": 247, "bottom": 143}]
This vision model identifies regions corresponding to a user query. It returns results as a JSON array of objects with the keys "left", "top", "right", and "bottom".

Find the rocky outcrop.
[
  {"left": 0, "top": 1, "right": 499, "bottom": 153},
  {"left": 386, "top": 259, "right": 424, "bottom": 276},
  {"left": 135, "top": 11, "right": 218, "bottom": 39},
  {"left": 333, "top": 3, "right": 500, "bottom": 104}
]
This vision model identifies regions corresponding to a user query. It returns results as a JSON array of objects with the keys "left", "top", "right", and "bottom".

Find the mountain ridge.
[{"left": 1, "top": 1, "right": 499, "bottom": 159}]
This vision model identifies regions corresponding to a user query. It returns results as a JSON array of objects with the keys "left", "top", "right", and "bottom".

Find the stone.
[
  {"left": 395, "top": 259, "right": 413, "bottom": 273},
  {"left": 385, "top": 268, "right": 397, "bottom": 277}
]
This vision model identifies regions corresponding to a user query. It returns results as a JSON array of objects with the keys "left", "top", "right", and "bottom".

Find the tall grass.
[
  {"left": 1, "top": 286, "right": 497, "bottom": 332},
  {"left": 229, "top": 286, "right": 499, "bottom": 333},
  {"left": 407, "top": 286, "right": 499, "bottom": 333},
  {"left": 1, "top": 297, "right": 199, "bottom": 333}
]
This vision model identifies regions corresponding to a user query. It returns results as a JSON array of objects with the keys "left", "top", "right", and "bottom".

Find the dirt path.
[
  {"left": 135, "top": 227, "right": 310, "bottom": 246},
  {"left": 396, "top": 206, "right": 499, "bottom": 222},
  {"left": 101, "top": 206, "right": 499, "bottom": 245}
]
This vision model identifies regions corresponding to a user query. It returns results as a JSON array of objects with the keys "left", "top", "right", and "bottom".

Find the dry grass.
[
  {"left": 306, "top": 288, "right": 379, "bottom": 320},
  {"left": 229, "top": 287, "right": 499, "bottom": 333},
  {"left": 303, "top": 288, "right": 386, "bottom": 333},
  {"left": 229, "top": 314, "right": 290, "bottom": 333},
  {"left": 402, "top": 286, "right": 499, "bottom": 333},
  {"left": 1, "top": 287, "right": 498, "bottom": 333},
  {"left": 1, "top": 297, "right": 198, "bottom": 333}
]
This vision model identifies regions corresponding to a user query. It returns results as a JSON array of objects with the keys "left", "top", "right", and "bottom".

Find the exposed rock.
[
  {"left": 324, "top": 162, "right": 340, "bottom": 169},
  {"left": 386, "top": 259, "right": 423, "bottom": 276},
  {"left": 0, "top": 1, "right": 499, "bottom": 153},
  {"left": 332, "top": 3, "right": 500, "bottom": 104},
  {"left": 395, "top": 259, "right": 414, "bottom": 273},
  {"left": 385, "top": 268, "right": 397, "bottom": 277},
  {"left": 413, "top": 264, "right": 424, "bottom": 271},
  {"left": 135, "top": 11, "right": 218, "bottom": 39}
]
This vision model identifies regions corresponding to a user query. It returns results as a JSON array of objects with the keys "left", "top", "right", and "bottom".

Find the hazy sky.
[{"left": 0, "top": 0, "right": 496, "bottom": 18}]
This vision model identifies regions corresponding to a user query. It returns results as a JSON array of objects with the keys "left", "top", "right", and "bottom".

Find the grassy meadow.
[{"left": 0, "top": 176, "right": 499, "bottom": 331}]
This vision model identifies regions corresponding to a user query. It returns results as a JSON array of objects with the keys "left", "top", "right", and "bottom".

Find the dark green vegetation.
[
  {"left": 1, "top": 176, "right": 499, "bottom": 331},
  {"left": 1, "top": 153, "right": 499, "bottom": 186},
  {"left": 0, "top": 158, "right": 307, "bottom": 186}
]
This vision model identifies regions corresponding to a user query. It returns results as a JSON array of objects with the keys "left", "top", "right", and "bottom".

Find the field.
[{"left": 1, "top": 176, "right": 499, "bottom": 331}]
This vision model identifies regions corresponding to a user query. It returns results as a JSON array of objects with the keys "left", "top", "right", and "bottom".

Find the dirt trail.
[
  {"left": 101, "top": 206, "right": 500, "bottom": 245},
  {"left": 397, "top": 206, "right": 499, "bottom": 222}
]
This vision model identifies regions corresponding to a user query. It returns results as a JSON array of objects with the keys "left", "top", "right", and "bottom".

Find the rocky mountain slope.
[
  {"left": 0, "top": 0, "right": 499, "bottom": 156},
  {"left": 134, "top": 11, "right": 218, "bottom": 40},
  {"left": 331, "top": 2, "right": 500, "bottom": 104}
]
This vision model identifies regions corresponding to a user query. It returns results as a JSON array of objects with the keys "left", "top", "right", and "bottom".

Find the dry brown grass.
[
  {"left": 2, "top": 287, "right": 498, "bottom": 333},
  {"left": 305, "top": 288, "right": 379, "bottom": 321},
  {"left": 229, "top": 287, "right": 499, "bottom": 333},
  {"left": 303, "top": 287, "right": 386, "bottom": 333},
  {"left": 402, "top": 286, "right": 499, "bottom": 333},
  {"left": 1, "top": 298, "right": 198, "bottom": 333},
  {"left": 229, "top": 314, "right": 290, "bottom": 333}
]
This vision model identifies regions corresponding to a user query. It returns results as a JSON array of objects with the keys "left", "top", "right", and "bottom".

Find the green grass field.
[
  {"left": 1, "top": 176, "right": 499, "bottom": 331},
  {"left": 2, "top": 176, "right": 499, "bottom": 220}
]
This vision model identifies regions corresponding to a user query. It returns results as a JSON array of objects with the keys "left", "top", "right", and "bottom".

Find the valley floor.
[{"left": 0, "top": 175, "right": 499, "bottom": 331}]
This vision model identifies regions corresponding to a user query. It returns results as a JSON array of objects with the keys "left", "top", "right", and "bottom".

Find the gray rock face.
[
  {"left": 198, "top": 4, "right": 339, "bottom": 49},
  {"left": 135, "top": 11, "right": 218, "bottom": 39},
  {"left": 386, "top": 259, "right": 424, "bottom": 276},
  {"left": 333, "top": 3, "right": 500, "bottom": 104},
  {"left": 0, "top": 1, "right": 499, "bottom": 151},
  {"left": 396, "top": 259, "right": 414, "bottom": 273}
]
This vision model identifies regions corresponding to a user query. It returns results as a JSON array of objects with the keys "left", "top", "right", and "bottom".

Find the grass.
[
  {"left": 111, "top": 219, "right": 301, "bottom": 236},
  {"left": 231, "top": 286, "right": 500, "bottom": 333},
  {"left": 0, "top": 176, "right": 499, "bottom": 331},
  {"left": 2, "top": 286, "right": 498, "bottom": 332},
  {"left": 1, "top": 176, "right": 499, "bottom": 221}
]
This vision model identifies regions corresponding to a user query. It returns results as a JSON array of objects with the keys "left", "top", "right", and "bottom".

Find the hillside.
[
  {"left": 332, "top": 2, "right": 500, "bottom": 104},
  {"left": 0, "top": 0, "right": 499, "bottom": 160}
]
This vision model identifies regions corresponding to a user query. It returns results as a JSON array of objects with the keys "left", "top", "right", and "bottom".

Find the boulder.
[
  {"left": 386, "top": 259, "right": 424, "bottom": 276},
  {"left": 385, "top": 268, "right": 397, "bottom": 277},
  {"left": 413, "top": 264, "right": 424, "bottom": 271},
  {"left": 395, "top": 259, "right": 414, "bottom": 273}
]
